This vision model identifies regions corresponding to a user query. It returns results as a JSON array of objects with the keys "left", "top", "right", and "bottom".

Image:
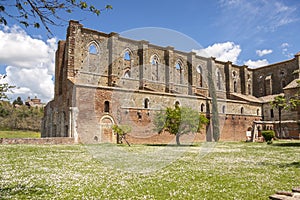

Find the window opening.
[
  {"left": 124, "top": 51, "right": 131, "bottom": 61},
  {"left": 104, "top": 101, "right": 110, "bottom": 112},
  {"left": 234, "top": 81, "right": 237, "bottom": 92},
  {"left": 144, "top": 98, "right": 149, "bottom": 109},
  {"left": 124, "top": 70, "right": 131, "bottom": 78},
  {"left": 89, "top": 44, "right": 98, "bottom": 54},
  {"left": 200, "top": 103, "right": 205, "bottom": 112}
]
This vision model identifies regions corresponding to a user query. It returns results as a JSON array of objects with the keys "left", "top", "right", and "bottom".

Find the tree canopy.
[
  {"left": 0, "top": 75, "right": 15, "bottom": 101},
  {"left": 0, "top": 0, "right": 112, "bottom": 35},
  {"left": 154, "top": 106, "right": 209, "bottom": 145}
]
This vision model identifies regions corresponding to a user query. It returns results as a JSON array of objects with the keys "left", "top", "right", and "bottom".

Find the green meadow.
[{"left": 0, "top": 141, "right": 299, "bottom": 199}]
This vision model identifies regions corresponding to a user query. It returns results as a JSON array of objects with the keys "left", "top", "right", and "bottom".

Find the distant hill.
[{"left": 0, "top": 101, "right": 44, "bottom": 131}]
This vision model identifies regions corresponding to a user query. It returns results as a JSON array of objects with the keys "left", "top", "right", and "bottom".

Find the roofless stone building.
[{"left": 42, "top": 21, "right": 300, "bottom": 143}]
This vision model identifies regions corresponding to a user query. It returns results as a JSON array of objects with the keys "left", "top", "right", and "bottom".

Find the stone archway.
[{"left": 100, "top": 116, "right": 116, "bottom": 143}]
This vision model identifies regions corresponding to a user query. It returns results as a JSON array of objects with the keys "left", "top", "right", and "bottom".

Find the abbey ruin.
[{"left": 42, "top": 21, "right": 300, "bottom": 144}]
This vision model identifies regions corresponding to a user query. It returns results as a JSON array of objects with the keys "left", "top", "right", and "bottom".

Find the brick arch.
[{"left": 99, "top": 115, "right": 116, "bottom": 143}]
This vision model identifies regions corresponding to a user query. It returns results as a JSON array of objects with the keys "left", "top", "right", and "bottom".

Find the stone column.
[
  {"left": 165, "top": 46, "right": 174, "bottom": 93},
  {"left": 138, "top": 40, "right": 149, "bottom": 89},
  {"left": 108, "top": 32, "right": 119, "bottom": 86},
  {"left": 188, "top": 52, "right": 196, "bottom": 95},
  {"left": 69, "top": 107, "right": 79, "bottom": 143}
]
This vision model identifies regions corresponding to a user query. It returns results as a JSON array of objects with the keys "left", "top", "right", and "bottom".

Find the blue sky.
[{"left": 0, "top": 0, "right": 300, "bottom": 102}]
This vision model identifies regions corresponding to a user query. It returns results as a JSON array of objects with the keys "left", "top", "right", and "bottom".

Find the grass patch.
[
  {"left": 0, "top": 130, "right": 40, "bottom": 138},
  {"left": 0, "top": 141, "right": 299, "bottom": 199}
]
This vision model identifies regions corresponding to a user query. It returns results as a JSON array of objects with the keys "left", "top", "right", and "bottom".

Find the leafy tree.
[
  {"left": 270, "top": 95, "right": 287, "bottom": 138},
  {"left": 0, "top": 75, "right": 14, "bottom": 101},
  {"left": 262, "top": 130, "right": 275, "bottom": 144},
  {"left": 112, "top": 124, "right": 131, "bottom": 146},
  {"left": 154, "top": 106, "right": 209, "bottom": 145},
  {"left": 13, "top": 96, "right": 23, "bottom": 106},
  {"left": 0, "top": 0, "right": 112, "bottom": 35},
  {"left": 270, "top": 80, "right": 300, "bottom": 138}
]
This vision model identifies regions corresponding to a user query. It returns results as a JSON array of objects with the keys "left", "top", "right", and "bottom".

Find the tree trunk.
[{"left": 176, "top": 133, "right": 181, "bottom": 145}]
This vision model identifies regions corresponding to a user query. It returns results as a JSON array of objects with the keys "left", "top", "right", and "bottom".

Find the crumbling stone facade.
[{"left": 42, "top": 21, "right": 300, "bottom": 143}]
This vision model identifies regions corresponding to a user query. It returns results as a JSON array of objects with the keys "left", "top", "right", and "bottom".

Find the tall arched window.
[
  {"left": 104, "top": 101, "right": 110, "bottom": 113},
  {"left": 248, "top": 83, "right": 251, "bottom": 95},
  {"left": 197, "top": 65, "right": 203, "bottom": 87},
  {"left": 222, "top": 105, "right": 225, "bottom": 114},
  {"left": 200, "top": 103, "right": 205, "bottom": 112},
  {"left": 175, "top": 62, "right": 183, "bottom": 84},
  {"left": 89, "top": 43, "right": 98, "bottom": 54},
  {"left": 217, "top": 70, "right": 221, "bottom": 90},
  {"left": 123, "top": 50, "right": 132, "bottom": 76},
  {"left": 144, "top": 98, "right": 150, "bottom": 109},
  {"left": 151, "top": 55, "right": 159, "bottom": 81},
  {"left": 241, "top": 107, "right": 244, "bottom": 115},
  {"left": 234, "top": 81, "right": 237, "bottom": 92},
  {"left": 124, "top": 51, "right": 131, "bottom": 61}
]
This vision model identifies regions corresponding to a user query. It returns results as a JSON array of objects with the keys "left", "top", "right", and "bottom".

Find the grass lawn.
[
  {"left": 0, "top": 141, "right": 299, "bottom": 199},
  {"left": 0, "top": 130, "right": 40, "bottom": 138}
]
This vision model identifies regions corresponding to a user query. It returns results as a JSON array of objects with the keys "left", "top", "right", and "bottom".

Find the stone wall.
[{"left": 42, "top": 20, "right": 299, "bottom": 144}]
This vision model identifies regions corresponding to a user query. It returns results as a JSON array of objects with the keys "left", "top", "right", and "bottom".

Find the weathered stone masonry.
[{"left": 42, "top": 20, "right": 300, "bottom": 144}]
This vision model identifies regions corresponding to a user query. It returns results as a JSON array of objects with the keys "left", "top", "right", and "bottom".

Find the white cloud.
[
  {"left": 193, "top": 42, "right": 241, "bottom": 64},
  {"left": 281, "top": 42, "right": 289, "bottom": 48},
  {"left": 280, "top": 42, "right": 293, "bottom": 58},
  {"left": 256, "top": 49, "right": 272, "bottom": 57},
  {"left": 219, "top": 0, "right": 299, "bottom": 32},
  {"left": 0, "top": 25, "right": 56, "bottom": 103},
  {"left": 244, "top": 59, "right": 269, "bottom": 68}
]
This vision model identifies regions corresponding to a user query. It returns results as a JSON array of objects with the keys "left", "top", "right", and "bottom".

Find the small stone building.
[{"left": 41, "top": 21, "right": 300, "bottom": 143}]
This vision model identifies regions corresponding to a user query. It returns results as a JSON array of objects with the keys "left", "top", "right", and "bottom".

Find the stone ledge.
[{"left": 269, "top": 187, "right": 300, "bottom": 200}]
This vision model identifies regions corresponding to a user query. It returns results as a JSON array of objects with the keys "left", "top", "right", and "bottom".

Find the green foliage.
[
  {"left": 154, "top": 106, "right": 209, "bottom": 145},
  {"left": 270, "top": 95, "right": 288, "bottom": 110},
  {"left": 112, "top": 124, "right": 132, "bottom": 145},
  {"left": 262, "top": 130, "right": 275, "bottom": 144},
  {"left": 0, "top": 0, "right": 112, "bottom": 35},
  {"left": 12, "top": 96, "right": 23, "bottom": 106},
  {"left": 0, "top": 75, "right": 15, "bottom": 101},
  {"left": 112, "top": 124, "right": 132, "bottom": 136}
]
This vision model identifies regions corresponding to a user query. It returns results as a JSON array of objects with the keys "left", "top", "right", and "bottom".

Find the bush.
[{"left": 262, "top": 130, "right": 275, "bottom": 144}]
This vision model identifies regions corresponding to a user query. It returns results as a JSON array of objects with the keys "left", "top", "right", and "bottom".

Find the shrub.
[{"left": 262, "top": 130, "right": 275, "bottom": 144}]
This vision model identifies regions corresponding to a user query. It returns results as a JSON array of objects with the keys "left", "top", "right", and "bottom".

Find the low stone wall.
[
  {"left": 269, "top": 186, "right": 300, "bottom": 200},
  {"left": 0, "top": 137, "right": 75, "bottom": 145}
]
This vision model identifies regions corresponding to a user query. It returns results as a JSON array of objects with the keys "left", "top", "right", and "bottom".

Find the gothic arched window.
[
  {"left": 124, "top": 51, "right": 131, "bottom": 61},
  {"left": 175, "top": 62, "right": 183, "bottom": 84},
  {"left": 144, "top": 98, "right": 150, "bottom": 109},
  {"left": 200, "top": 103, "right": 205, "bottom": 112},
  {"left": 197, "top": 65, "right": 203, "bottom": 87},
  {"left": 234, "top": 81, "right": 237, "bottom": 92},
  {"left": 89, "top": 43, "right": 98, "bottom": 54},
  {"left": 151, "top": 55, "right": 159, "bottom": 81}
]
